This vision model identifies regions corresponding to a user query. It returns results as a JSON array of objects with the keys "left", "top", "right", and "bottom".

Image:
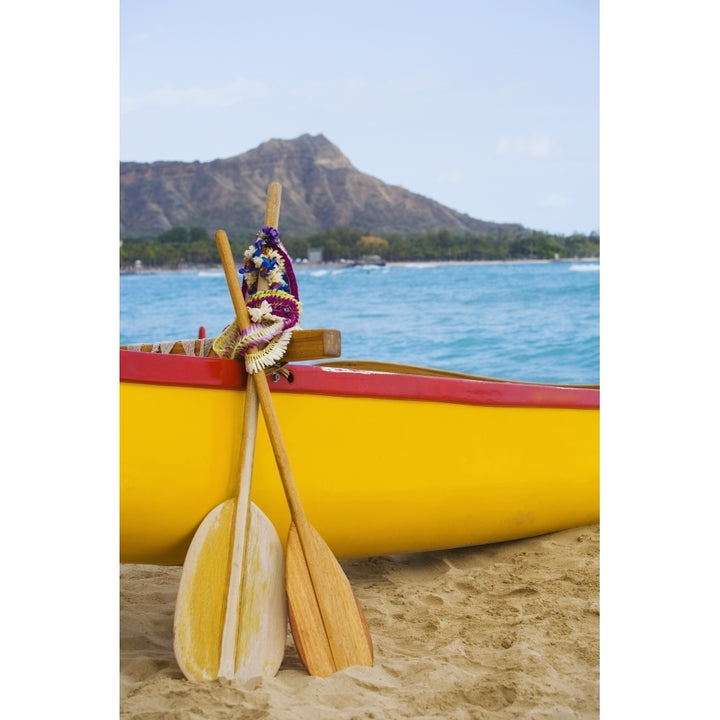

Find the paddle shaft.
[
  {"left": 216, "top": 240, "right": 308, "bottom": 526},
  {"left": 218, "top": 378, "right": 259, "bottom": 676},
  {"left": 215, "top": 186, "right": 308, "bottom": 528},
  {"left": 218, "top": 181, "right": 283, "bottom": 676}
]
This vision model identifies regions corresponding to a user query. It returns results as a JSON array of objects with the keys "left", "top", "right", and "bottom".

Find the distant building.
[
  {"left": 308, "top": 248, "right": 323, "bottom": 263},
  {"left": 357, "top": 254, "right": 385, "bottom": 266}
]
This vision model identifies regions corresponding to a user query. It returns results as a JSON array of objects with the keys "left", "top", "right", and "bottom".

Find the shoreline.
[{"left": 120, "top": 257, "right": 600, "bottom": 275}]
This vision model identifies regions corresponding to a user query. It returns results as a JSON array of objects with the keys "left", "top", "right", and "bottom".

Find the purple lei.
[
  {"left": 246, "top": 292, "right": 301, "bottom": 332},
  {"left": 240, "top": 225, "right": 299, "bottom": 300}
]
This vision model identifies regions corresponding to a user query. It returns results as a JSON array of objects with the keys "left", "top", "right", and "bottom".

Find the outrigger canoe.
[{"left": 120, "top": 330, "right": 599, "bottom": 565}]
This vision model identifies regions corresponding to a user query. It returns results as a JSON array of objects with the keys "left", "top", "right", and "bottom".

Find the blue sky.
[{"left": 120, "top": 0, "right": 598, "bottom": 236}]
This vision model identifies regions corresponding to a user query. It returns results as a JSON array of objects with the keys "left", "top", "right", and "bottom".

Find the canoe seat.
[{"left": 121, "top": 328, "right": 342, "bottom": 363}]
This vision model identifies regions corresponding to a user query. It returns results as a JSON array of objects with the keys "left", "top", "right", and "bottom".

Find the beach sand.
[{"left": 120, "top": 524, "right": 599, "bottom": 719}]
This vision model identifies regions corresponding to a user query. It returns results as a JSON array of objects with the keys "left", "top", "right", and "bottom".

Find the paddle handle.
[
  {"left": 264, "top": 181, "right": 282, "bottom": 228},
  {"left": 215, "top": 221, "right": 308, "bottom": 527}
]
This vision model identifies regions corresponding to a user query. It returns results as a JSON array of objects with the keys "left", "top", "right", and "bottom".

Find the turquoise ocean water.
[{"left": 120, "top": 261, "right": 599, "bottom": 385}]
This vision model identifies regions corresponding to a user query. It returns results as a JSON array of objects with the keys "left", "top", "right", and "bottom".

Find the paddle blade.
[
  {"left": 173, "top": 499, "right": 286, "bottom": 682},
  {"left": 286, "top": 521, "right": 373, "bottom": 677}
]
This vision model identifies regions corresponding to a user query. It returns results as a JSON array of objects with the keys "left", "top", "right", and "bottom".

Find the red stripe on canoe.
[{"left": 119, "top": 350, "right": 598, "bottom": 410}]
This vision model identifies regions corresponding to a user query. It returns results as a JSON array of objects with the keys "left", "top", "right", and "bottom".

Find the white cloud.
[
  {"left": 495, "top": 135, "right": 562, "bottom": 159},
  {"left": 120, "top": 76, "right": 271, "bottom": 113}
]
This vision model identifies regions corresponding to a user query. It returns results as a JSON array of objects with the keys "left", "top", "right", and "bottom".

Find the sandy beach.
[{"left": 120, "top": 523, "right": 598, "bottom": 719}]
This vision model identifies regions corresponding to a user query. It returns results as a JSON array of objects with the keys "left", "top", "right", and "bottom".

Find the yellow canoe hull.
[{"left": 120, "top": 351, "right": 599, "bottom": 565}]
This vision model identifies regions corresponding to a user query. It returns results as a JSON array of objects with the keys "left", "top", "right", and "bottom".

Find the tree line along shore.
[{"left": 120, "top": 226, "right": 599, "bottom": 271}]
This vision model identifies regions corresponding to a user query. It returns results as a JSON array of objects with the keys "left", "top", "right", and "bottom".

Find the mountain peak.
[
  {"left": 120, "top": 134, "right": 520, "bottom": 238},
  {"left": 242, "top": 133, "right": 354, "bottom": 171}
]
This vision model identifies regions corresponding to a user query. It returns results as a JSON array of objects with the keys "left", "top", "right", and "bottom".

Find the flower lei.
[
  {"left": 240, "top": 225, "right": 299, "bottom": 298},
  {"left": 213, "top": 226, "right": 302, "bottom": 374}
]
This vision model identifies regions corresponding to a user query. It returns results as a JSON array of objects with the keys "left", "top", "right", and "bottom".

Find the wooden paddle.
[
  {"left": 216, "top": 197, "right": 373, "bottom": 677},
  {"left": 173, "top": 189, "right": 287, "bottom": 683}
]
